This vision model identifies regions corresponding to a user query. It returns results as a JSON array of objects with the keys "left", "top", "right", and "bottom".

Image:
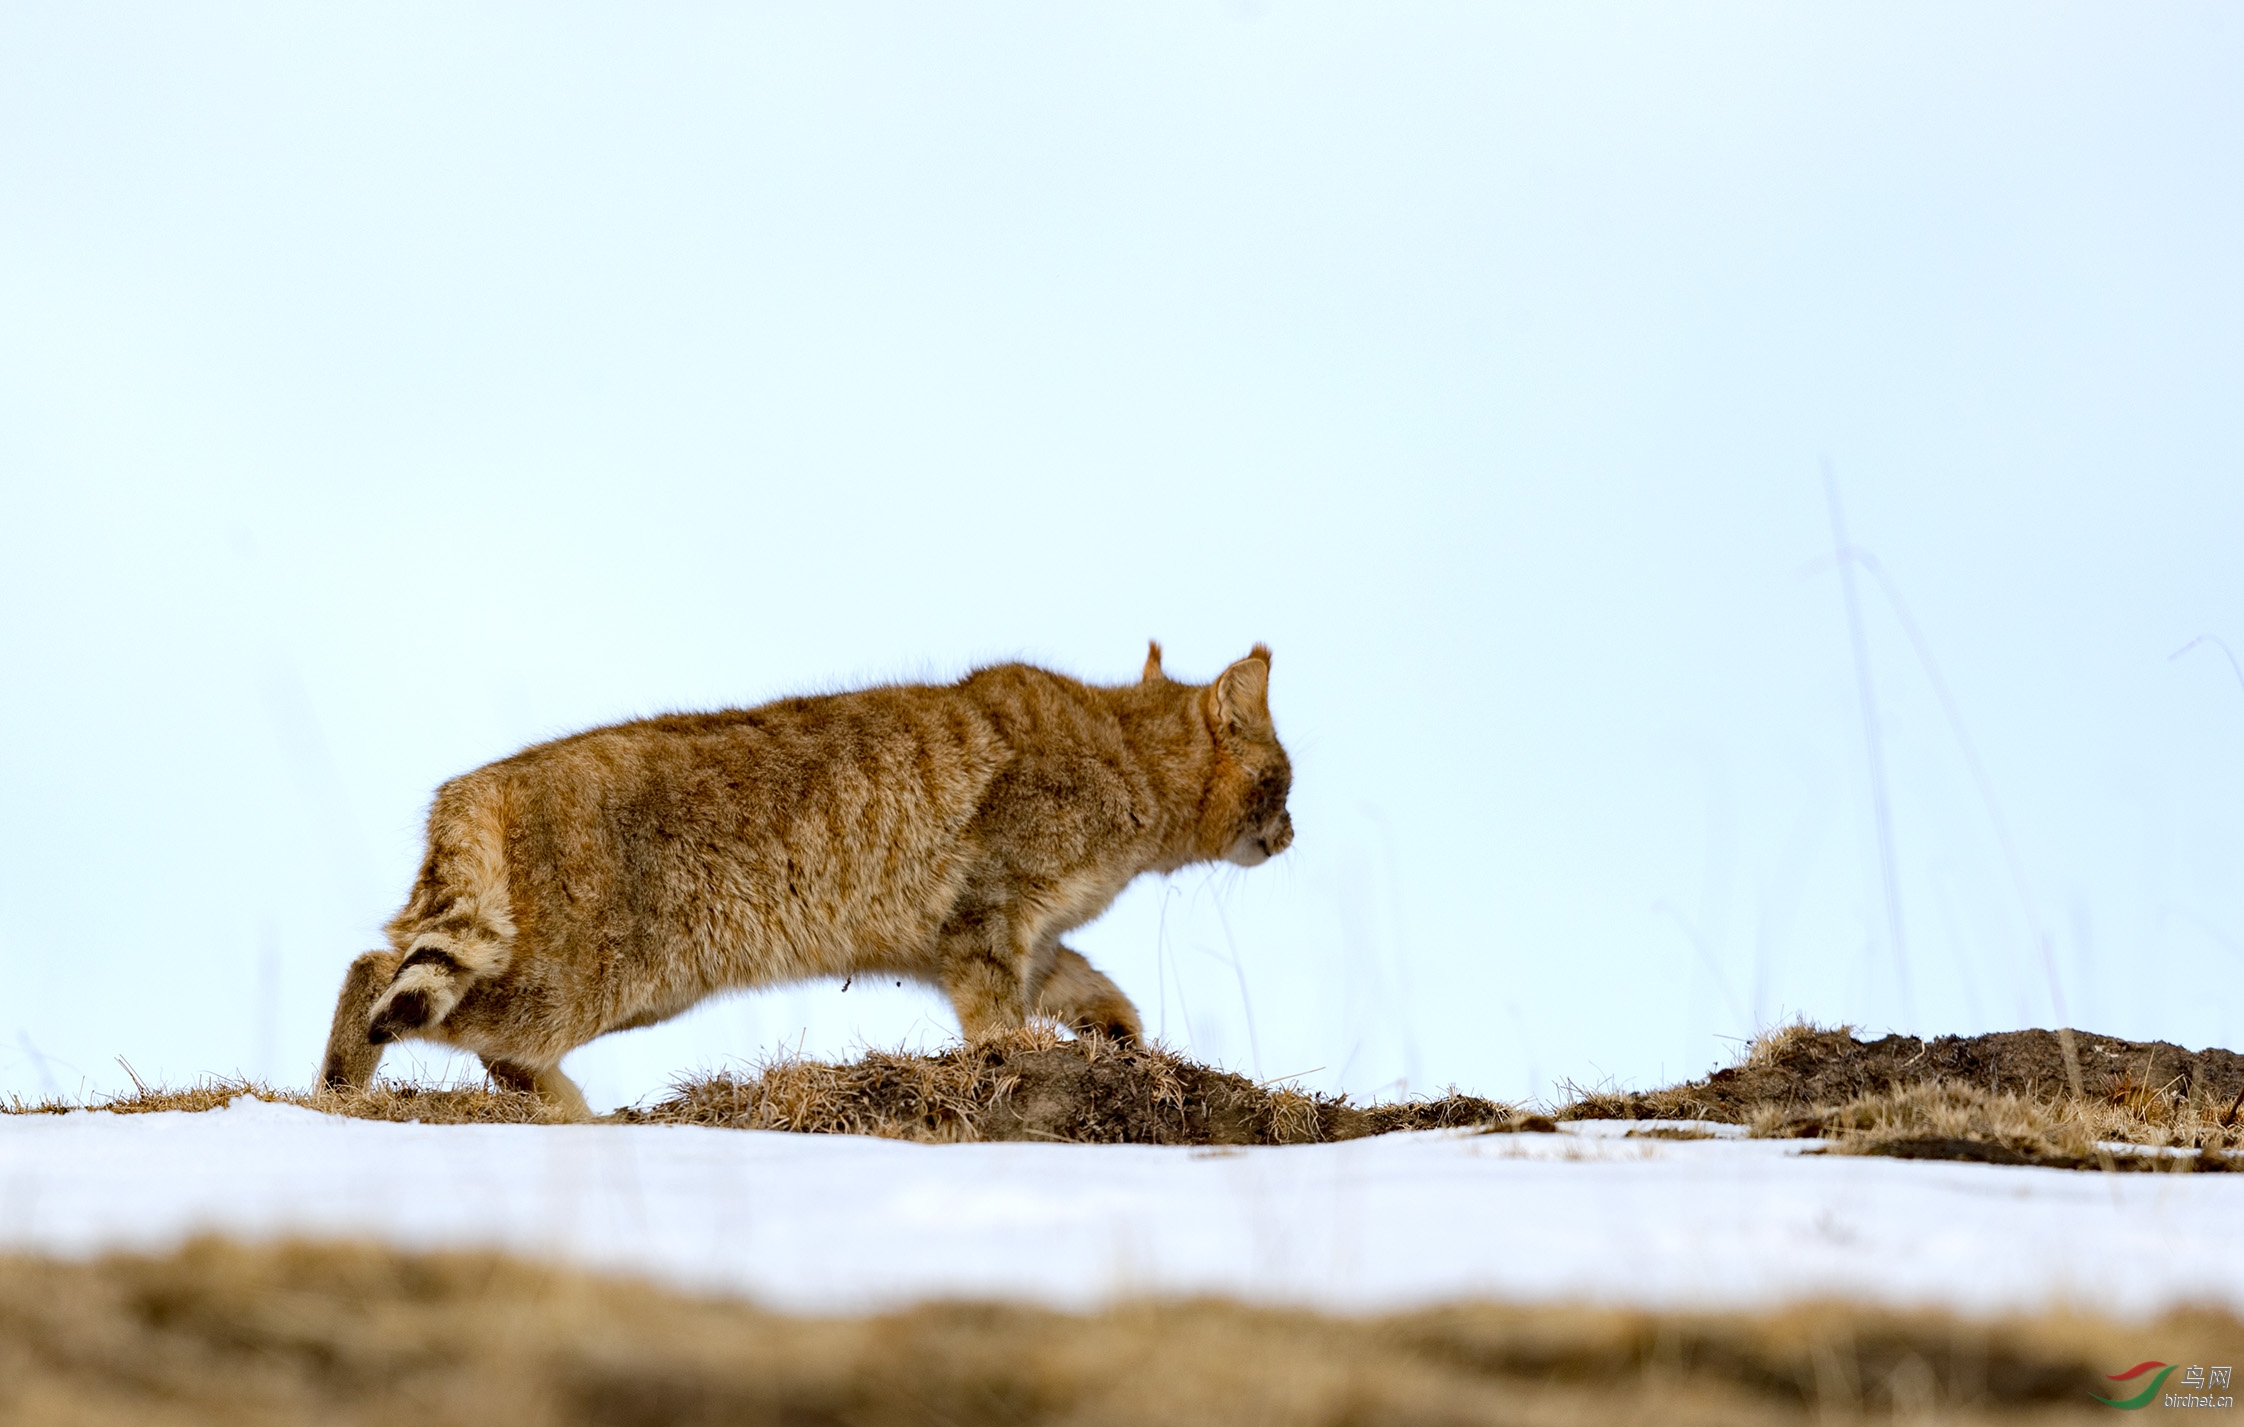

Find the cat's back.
[{"left": 451, "top": 680, "right": 1009, "bottom": 861}]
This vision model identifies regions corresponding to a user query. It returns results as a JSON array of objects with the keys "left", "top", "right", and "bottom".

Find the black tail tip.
[{"left": 367, "top": 987, "right": 433, "bottom": 1045}]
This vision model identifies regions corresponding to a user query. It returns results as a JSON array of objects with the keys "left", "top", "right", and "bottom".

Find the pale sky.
[{"left": 4, "top": 3, "right": 2240, "bottom": 1110}]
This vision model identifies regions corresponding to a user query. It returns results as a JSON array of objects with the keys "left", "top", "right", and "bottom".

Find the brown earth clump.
[
  {"left": 1560, "top": 1023, "right": 2244, "bottom": 1124},
  {"left": 1559, "top": 1022, "right": 2244, "bottom": 1170},
  {"left": 629, "top": 1026, "right": 1517, "bottom": 1145},
  {"left": 5, "top": 1236, "right": 2233, "bottom": 1426}
]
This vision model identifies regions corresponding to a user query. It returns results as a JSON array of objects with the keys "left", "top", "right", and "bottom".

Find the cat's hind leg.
[{"left": 319, "top": 949, "right": 401, "bottom": 1089}]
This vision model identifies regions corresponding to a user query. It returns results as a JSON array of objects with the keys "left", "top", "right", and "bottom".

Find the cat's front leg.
[
  {"left": 933, "top": 908, "right": 1032, "bottom": 1040},
  {"left": 1031, "top": 943, "right": 1141, "bottom": 1044}
]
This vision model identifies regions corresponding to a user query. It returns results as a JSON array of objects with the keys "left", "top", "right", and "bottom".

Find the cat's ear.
[
  {"left": 1205, "top": 646, "right": 1272, "bottom": 735},
  {"left": 1141, "top": 640, "right": 1166, "bottom": 684}
]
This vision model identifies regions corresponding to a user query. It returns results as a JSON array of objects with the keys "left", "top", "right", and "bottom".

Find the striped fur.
[{"left": 319, "top": 645, "right": 1292, "bottom": 1117}]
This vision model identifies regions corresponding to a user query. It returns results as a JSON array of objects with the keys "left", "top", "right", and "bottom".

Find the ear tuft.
[
  {"left": 1249, "top": 642, "right": 1272, "bottom": 671},
  {"left": 1142, "top": 640, "right": 1166, "bottom": 684},
  {"left": 1207, "top": 649, "right": 1273, "bottom": 735}
]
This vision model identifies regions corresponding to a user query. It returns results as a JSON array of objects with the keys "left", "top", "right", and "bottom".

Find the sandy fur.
[{"left": 323, "top": 645, "right": 1293, "bottom": 1115}]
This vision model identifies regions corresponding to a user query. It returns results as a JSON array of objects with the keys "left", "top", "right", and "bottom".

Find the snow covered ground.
[{"left": 4, "top": 1099, "right": 2240, "bottom": 1320}]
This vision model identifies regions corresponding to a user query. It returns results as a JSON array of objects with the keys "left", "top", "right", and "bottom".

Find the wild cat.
[{"left": 319, "top": 643, "right": 1294, "bottom": 1117}]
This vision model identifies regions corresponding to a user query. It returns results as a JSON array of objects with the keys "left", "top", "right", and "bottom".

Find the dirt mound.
[
  {"left": 1556, "top": 1024, "right": 2244, "bottom": 1170},
  {"left": 9, "top": 1236, "right": 2229, "bottom": 1426},
  {"left": 1562, "top": 1025, "right": 2244, "bottom": 1125},
  {"left": 632, "top": 1028, "right": 1519, "bottom": 1145},
  {"left": 5, "top": 1031, "right": 1513, "bottom": 1144}
]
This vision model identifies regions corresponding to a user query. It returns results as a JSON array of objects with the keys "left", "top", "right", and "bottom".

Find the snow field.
[{"left": 3, "top": 1098, "right": 2240, "bottom": 1319}]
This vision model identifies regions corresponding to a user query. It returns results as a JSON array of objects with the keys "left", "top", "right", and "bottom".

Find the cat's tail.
[{"left": 319, "top": 949, "right": 401, "bottom": 1090}]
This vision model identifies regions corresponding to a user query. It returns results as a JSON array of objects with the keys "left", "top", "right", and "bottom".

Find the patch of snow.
[
  {"left": 1558, "top": 1118, "right": 1751, "bottom": 1140},
  {"left": 2, "top": 1100, "right": 2238, "bottom": 1319},
  {"left": 2093, "top": 1141, "right": 2201, "bottom": 1159}
]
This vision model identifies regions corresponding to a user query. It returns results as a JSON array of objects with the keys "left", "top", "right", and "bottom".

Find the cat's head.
[{"left": 1194, "top": 644, "right": 1294, "bottom": 867}]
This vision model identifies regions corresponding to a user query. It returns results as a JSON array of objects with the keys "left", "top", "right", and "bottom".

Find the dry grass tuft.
[
  {"left": 1757, "top": 1080, "right": 2240, "bottom": 1170},
  {"left": 6, "top": 1075, "right": 569, "bottom": 1125},
  {"left": 1741, "top": 1015, "right": 1860, "bottom": 1069},
  {"left": 3, "top": 1236, "right": 2233, "bottom": 1426}
]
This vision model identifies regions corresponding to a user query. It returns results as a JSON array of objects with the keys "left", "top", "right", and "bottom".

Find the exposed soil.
[
  {"left": 1856, "top": 1135, "right": 2236, "bottom": 1172},
  {"left": 6, "top": 1236, "right": 2228, "bottom": 1426},
  {"left": 1560, "top": 1026, "right": 2244, "bottom": 1126}
]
